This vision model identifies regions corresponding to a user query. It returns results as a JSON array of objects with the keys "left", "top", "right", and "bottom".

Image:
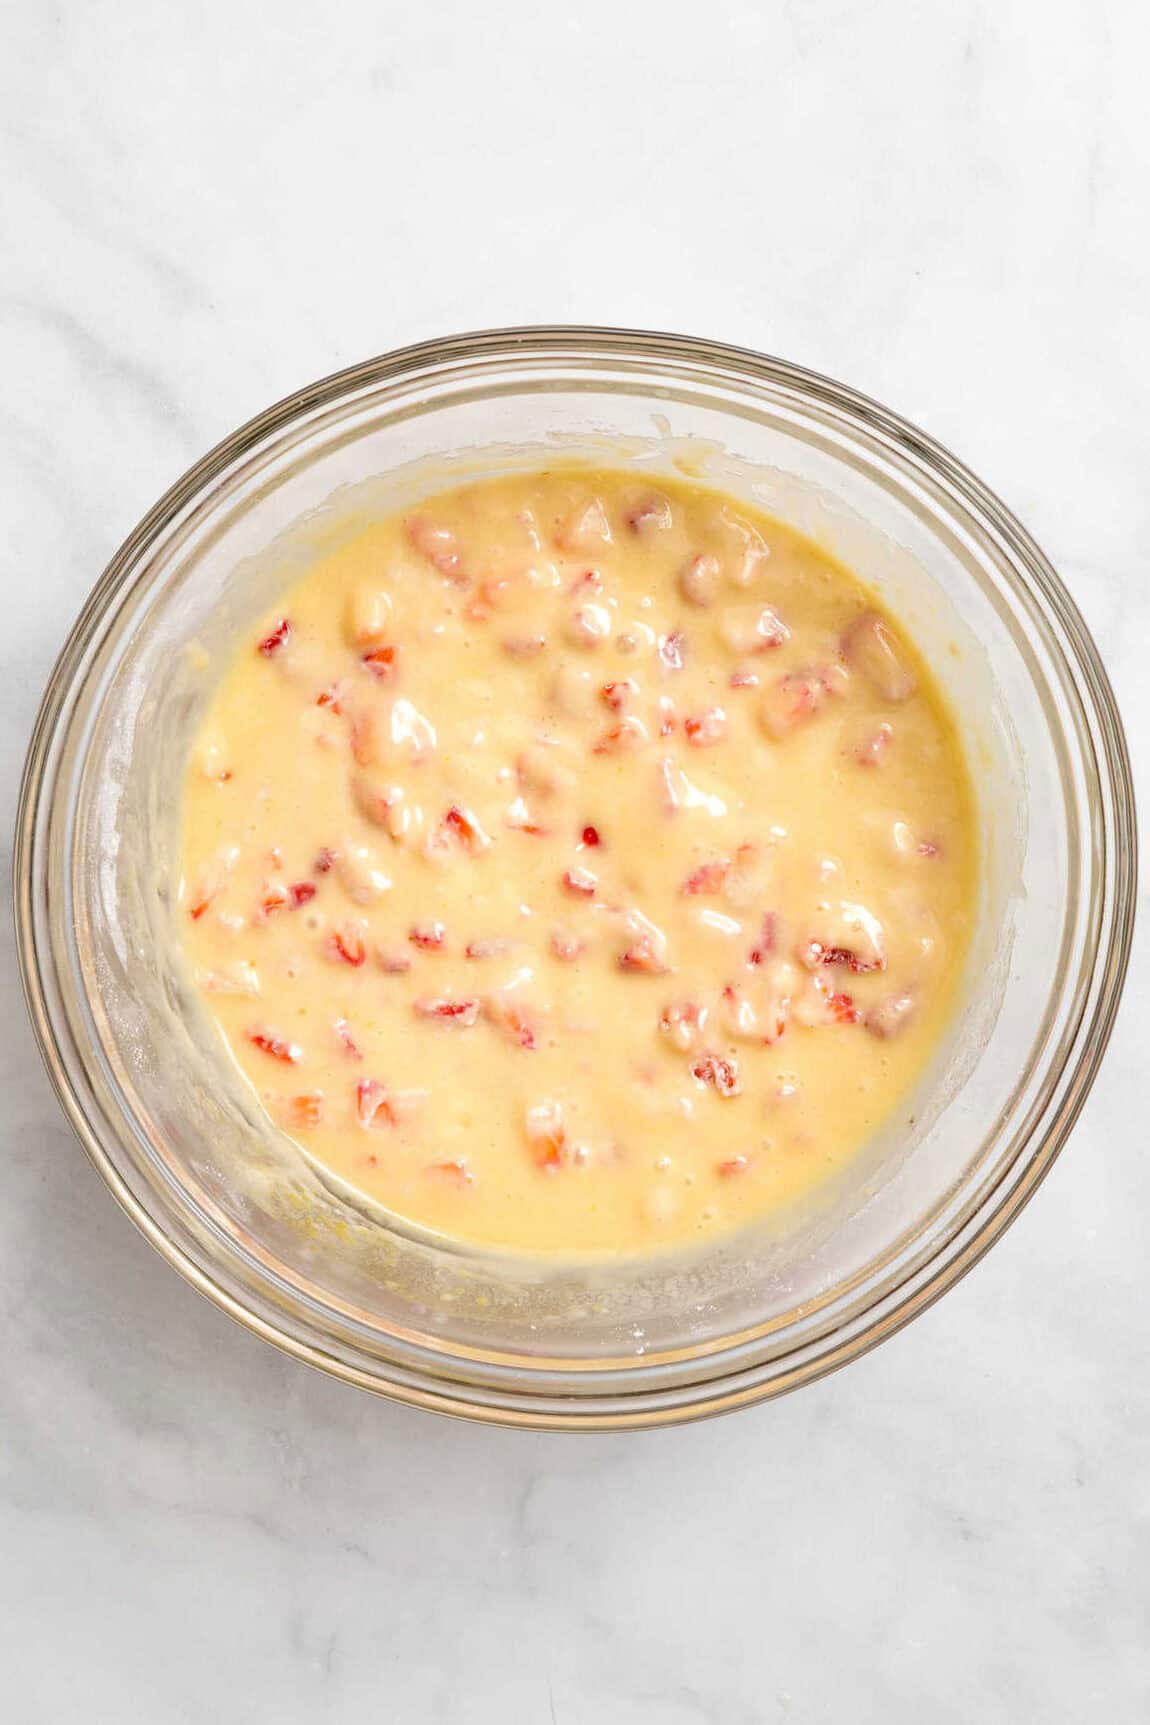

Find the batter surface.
[{"left": 181, "top": 468, "right": 975, "bottom": 1254}]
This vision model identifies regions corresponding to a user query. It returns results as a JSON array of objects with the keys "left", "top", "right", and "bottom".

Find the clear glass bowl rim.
[{"left": 13, "top": 324, "right": 1138, "bottom": 1429}]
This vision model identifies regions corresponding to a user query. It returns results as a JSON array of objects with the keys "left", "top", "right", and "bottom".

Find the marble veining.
[{"left": 2, "top": 1, "right": 1148, "bottom": 1718}]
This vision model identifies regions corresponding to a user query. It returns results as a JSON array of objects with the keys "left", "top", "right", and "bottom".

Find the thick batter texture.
[{"left": 181, "top": 468, "right": 975, "bottom": 1255}]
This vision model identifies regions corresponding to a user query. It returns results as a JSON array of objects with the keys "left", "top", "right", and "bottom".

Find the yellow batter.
[{"left": 180, "top": 469, "right": 975, "bottom": 1255}]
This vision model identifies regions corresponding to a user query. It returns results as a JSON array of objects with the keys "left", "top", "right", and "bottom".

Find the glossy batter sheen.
[{"left": 181, "top": 468, "right": 976, "bottom": 1255}]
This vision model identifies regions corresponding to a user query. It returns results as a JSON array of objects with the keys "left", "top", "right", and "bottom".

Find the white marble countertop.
[{"left": 3, "top": 2, "right": 1147, "bottom": 1718}]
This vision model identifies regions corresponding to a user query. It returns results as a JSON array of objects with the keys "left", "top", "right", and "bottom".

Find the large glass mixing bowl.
[{"left": 14, "top": 328, "right": 1136, "bottom": 1428}]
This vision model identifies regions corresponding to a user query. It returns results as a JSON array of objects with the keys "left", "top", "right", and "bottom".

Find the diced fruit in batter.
[
  {"left": 334, "top": 1018, "right": 363, "bottom": 1059},
  {"left": 679, "top": 553, "right": 722, "bottom": 606},
  {"left": 327, "top": 923, "right": 367, "bottom": 966},
  {"left": 441, "top": 803, "right": 491, "bottom": 854},
  {"left": 717, "top": 1154, "right": 750, "bottom": 1176},
  {"left": 335, "top": 840, "right": 392, "bottom": 903},
  {"left": 282, "top": 1091, "right": 324, "bottom": 1128},
  {"left": 409, "top": 922, "right": 446, "bottom": 950},
  {"left": 549, "top": 929, "right": 586, "bottom": 961},
  {"left": 601, "top": 678, "right": 639, "bottom": 711},
  {"left": 719, "top": 604, "right": 789, "bottom": 656},
  {"left": 407, "top": 515, "right": 464, "bottom": 580},
  {"left": 853, "top": 721, "right": 893, "bottom": 767},
  {"left": 483, "top": 991, "right": 539, "bottom": 1049},
  {"left": 361, "top": 646, "right": 399, "bottom": 681},
  {"left": 556, "top": 498, "right": 612, "bottom": 553},
  {"left": 658, "top": 1000, "right": 708, "bottom": 1052},
  {"left": 413, "top": 997, "right": 480, "bottom": 1026},
  {"left": 684, "top": 708, "right": 728, "bottom": 748},
  {"left": 691, "top": 1052, "right": 742, "bottom": 1096},
  {"left": 682, "top": 858, "right": 729, "bottom": 896},
  {"left": 625, "top": 493, "right": 674, "bottom": 534},
  {"left": 356, "top": 1077, "right": 428, "bottom": 1126},
  {"left": 565, "top": 603, "right": 612, "bottom": 647},
  {"left": 842, "top": 611, "right": 917, "bottom": 701},
  {"left": 657, "top": 629, "right": 686, "bottom": 672},
  {"left": 563, "top": 866, "right": 598, "bottom": 896},
  {"left": 525, "top": 1101, "right": 568, "bottom": 1168},
  {"left": 200, "top": 961, "right": 261, "bottom": 997},
  {"left": 593, "top": 716, "right": 648, "bottom": 753},
  {"left": 247, "top": 1029, "right": 301, "bottom": 1063},
  {"left": 866, "top": 992, "right": 916, "bottom": 1038},
  {"left": 344, "top": 585, "right": 393, "bottom": 648},
  {"left": 801, "top": 901, "right": 886, "bottom": 974},
  {"left": 257, "top": 618, "right": 291, "bottom": 656}
]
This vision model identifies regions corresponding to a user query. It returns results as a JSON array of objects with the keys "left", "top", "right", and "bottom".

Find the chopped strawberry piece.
[
  {"left": 285, "top": 1092, "right": 324, "bottom": 1128},
  {"left": 823, "top": 987, "right": 861, "bottom": 1025},
  {"left": 729, "top": 668, "right": 759, "bottom": 689},
  {"left": 748, "top": 911, "right": 778, "bottom": 966},
  {"left": 334, "top": 1018, "right": 363, "bottom": 1060},
  {"left": 483, "top": 994, "right": 538, "bottom": 1049},
  {"left": 618, "top": 937, "right": 669, "bottom": 975},
  {"left": 593, "top": 716, "right": 647, "bottom": 754},
  {"left": 355, "top": 1078, "right": 392, "bottom": 1127},
  {"left": 464, "top": 937, "right": 511, "bottom": 960},
  {"left": 854, "top": 721, "right": 893, "bottom": 767},
  {"left": 361, "top": 646, "right": 399, "bottom": 680},
  {"left": 918, "top": 839, "right": 941, "bottom": 859},
  {"left": 442, "top": 803, "right": 491, "bottom": 854},
  {"left": 563, "top": 866, "right": 597, "bottom": 897},
  {"left": 804, "top": 939, "right": 885, "bottom": 975},
  {"left": 690, "top": 1052, "right": 742, "bottom": 1097},
  {"left": 316, "top": 684, "right": 344, "bottom": 713},
  {"left": 717, "top": 1155, "right": 750, "bottom": 1177},
  {"left": 525, "top": 1101, "right": 568, "bottom": 1168},
  {"left": 260, "top": 882, "right": 290, "bottom": 917},
  {"left": 247, "top": 1029, "right": 301, "bottom": 1064},
  {"left": 842, "top": 611, "right": 916, "bottom": 701},
  {"left": 682, "top": 858, "right": 730, "bottom": 896},
  {"left": 409, "top": 922, "right": 446, "bottom": 950},
  {"left": 407, "top": 515, "right": 464, "bottom": 581},
  {"left": 625, "top": 494, "right": 674, "bottom": 533},
  {"left": 505, "top": 797, "right": 547, "bottom": 837},
  {"left": 549, "top": 930, "right": 585, "bottom": 961},
  {"left": 581, "top": 824, "right": 601, "bottom": 847},
  {"left": 600, "top": 678, "right": 638, "bottom": 711},
  {"left": 570, "top": 567, "right": 604, "bottom": 596},
  {"left": 658, "top": 1000, "right": 707, "bottom": 1052},
  {"left": 289, "top": 881, "right": 316, "bottom": 908},
  {"left": 257, "top": 618, "right": 291, "bottom": 656},
  {"left": 657, "top": 629, "right": 686, "bottom": 672},
  {"left": 413, "top": 997, "right": 480, "bottom": 1026},
  {"left": 684, "top": 707, "right": 727, "bottom": 748},
  {"left": 866, "top": 992, "right": 916, "bottom": 1038},
  {"left": 656, "top": 696, "right": 677, "bottom": 736},
  {"left": 327, "top": 924, "right": 367, "bottom": 966},
  {"left": 315, "top": 847, "right": 335, "bottom": 874},
  {"left": 188, "top": 886, "right": 217, "bottom": 920}
]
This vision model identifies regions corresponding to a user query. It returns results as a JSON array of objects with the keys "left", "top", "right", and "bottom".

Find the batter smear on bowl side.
[{"left": 181, "top": 468, "right": 976, "bottom": 1254}]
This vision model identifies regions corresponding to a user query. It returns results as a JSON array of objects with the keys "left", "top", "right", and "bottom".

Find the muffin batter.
[{"left": 181, "top": 468, "right": 975, "bottom": 1254}]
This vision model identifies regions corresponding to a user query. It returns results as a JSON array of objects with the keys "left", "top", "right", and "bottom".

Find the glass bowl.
[{"left": 14, "top": 327, "right": 1136, "bottom": 1429}]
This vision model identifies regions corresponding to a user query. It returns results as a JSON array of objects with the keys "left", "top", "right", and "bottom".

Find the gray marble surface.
[{"left": 2, "top": 2, "right": 1148, "bottom": 1719}]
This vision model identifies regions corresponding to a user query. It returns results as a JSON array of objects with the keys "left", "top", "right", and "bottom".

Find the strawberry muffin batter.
[{"left": 180, "top": 468, "right": 975, "bottom": 1255}]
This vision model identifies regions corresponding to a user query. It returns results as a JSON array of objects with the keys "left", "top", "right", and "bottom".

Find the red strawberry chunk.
[
  {"left": 413, "top": 997, "right": 480, "bottom": 1026},
  {"left": 257, "top": 618, "right": 291, "bottom": 656},
  {"left": 247, "top": 1029, "right": 301, "bottom": 1064},
  {"left": 328, "top": 924, "right": 367, "bottom": 966},
  {"left": 285, "top": 1092, "right": 324, "bottom": 1128},
  {"left": 334, "top": 1018, "right": 363, "bottom": 1060},
  {"left": 361, "top": 646, "right": 398, "bottom": 680},
  {"left": 289, "top": 881, "right": 317, "bottom": 908},
  {"left": 409, "top": 922, "right": 446, "bottom": 950},
  {"left": 682, "top": 858, "right": 730, "bottom": 896},
  {"left": 581, "top": 825, "right": 601, "bottom": 847},
  {"left": 690, "top": 1052, "right": 742, "bottom": 1097},
  {"left": 717, "top": 1154, "right": 750, "bottom": 1176},
  {"left": 657, "top": 629, "right": 686, "bottom": 672}
]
